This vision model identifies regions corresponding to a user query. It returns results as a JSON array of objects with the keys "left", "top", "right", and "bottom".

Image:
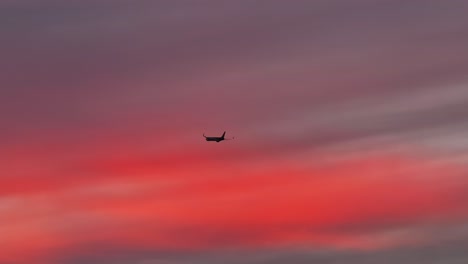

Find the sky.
[{"left": 1, "top": 0, "right": 468, "bottom": 263}]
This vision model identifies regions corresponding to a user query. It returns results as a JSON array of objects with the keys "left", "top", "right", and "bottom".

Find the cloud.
[
  {"left": 1, "top": 149, "right": 468, "bottom": 263},
  {"left": 1, "top": 0, "right": 468, "bottom": 263}
]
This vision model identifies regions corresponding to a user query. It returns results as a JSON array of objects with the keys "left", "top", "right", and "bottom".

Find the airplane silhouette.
[{"left": 203, "top": 131, "right": 233, "bottom": 142}]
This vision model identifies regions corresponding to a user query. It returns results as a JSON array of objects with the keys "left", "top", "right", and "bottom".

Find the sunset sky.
[{"left": 2, "top": 1, "right": 468, "bottom": 263}]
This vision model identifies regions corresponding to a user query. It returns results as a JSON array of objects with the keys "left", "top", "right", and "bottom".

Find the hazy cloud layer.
[{"left": 1, "top": 0, "right": 468, "bottom": 263}]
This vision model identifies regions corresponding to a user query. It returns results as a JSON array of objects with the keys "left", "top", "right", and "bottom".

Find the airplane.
[{"left": 203, "top": 131, "right": 233, "bottom": 142}]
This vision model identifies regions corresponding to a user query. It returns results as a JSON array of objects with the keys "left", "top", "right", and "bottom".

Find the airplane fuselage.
[
  {"left": 205, "top": 137, "right": 224, "bottom": 142},
  {"left": 203, "top": 131, "right": 227, "bottom": 142}
]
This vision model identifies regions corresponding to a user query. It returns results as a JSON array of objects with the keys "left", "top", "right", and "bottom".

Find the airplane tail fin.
[
  {"left": 203, "top": 133, "right": 207, "bottom": 138},
  {"left": 221, "top": 131, "right": 226, "bottom": 138}
]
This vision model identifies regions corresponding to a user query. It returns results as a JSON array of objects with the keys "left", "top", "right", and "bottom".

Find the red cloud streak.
[{"left": 1, "top": 146, "right": 467, "bottom": 263}]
